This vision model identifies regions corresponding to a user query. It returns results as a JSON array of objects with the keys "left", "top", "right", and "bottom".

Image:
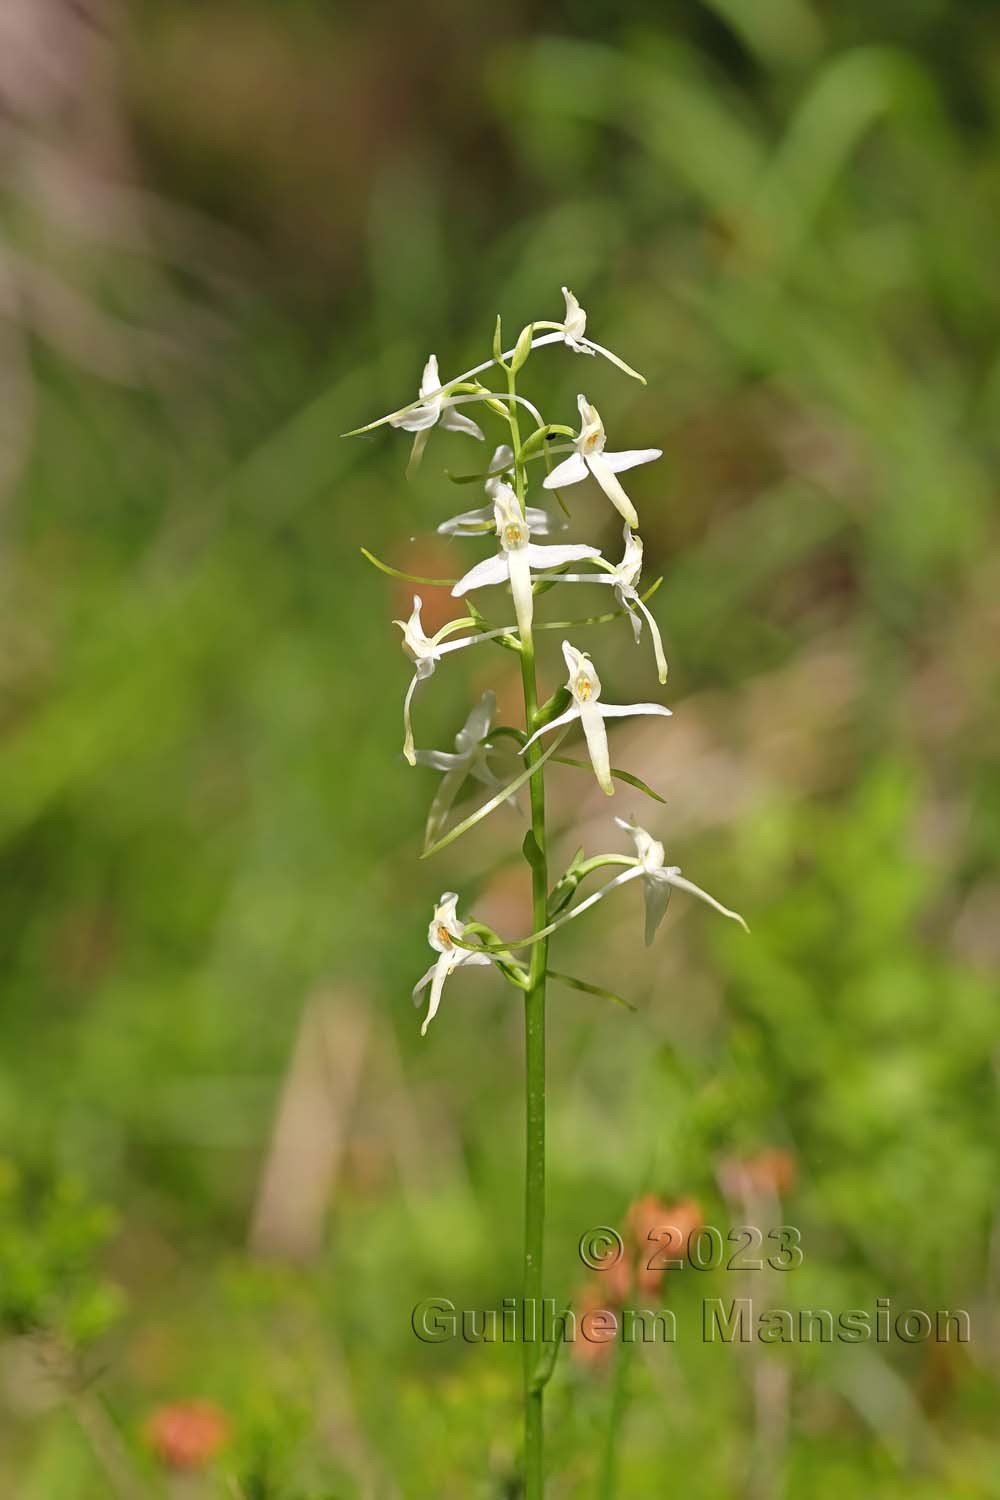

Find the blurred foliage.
[{"left": 1, "top": 0, "right": 999, "bottom": 1494}]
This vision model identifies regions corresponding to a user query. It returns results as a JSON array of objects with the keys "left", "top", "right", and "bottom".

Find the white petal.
[
  {"left": 424, "top": 767, "right": 468, "bottom": 848},
  {"left": 456, "top": 950, "right": 494, "bottom": 970},
  {"left": 420, "top": 354, "right": 441, "bottom": 398},
  {"left": 437, "top": 505, "right": 494, "bottom": 537},
  {"left": 507, "top": 548, "right": 535, "bottom": 641},
  {"left": 421, "top": 952, "right": 454, "bottom": 1035},
  {"left": 543, "top": 453, "right": 588, "bottom": 490},
  {"left": 440, "top": 407, "right": 485, "bottom": 441},
  {"left": 598, "top": 702, "right": 673, "bottom": 719},
  {"left": 525, "top": 543, "right": 601, "bottom": 569},
  {"left": 642, "top": 873, "right": 672, "bottom": 946},
  {"left": 600, "top": 447, "right": 662, "bottom": 475},
  {"left": 580, "top": 339, "right": 646, "bottom": 383},
  {"left": 402, "top": 673, "right": 421, "bottom": 765},
  {"left": 405, "top": 427, "right": 432, "bottom": 480},
  {"left": 622, "top": 598, "right": 644, "bottom": 646},
  {"left": 458, "top": 690, "right": 496, "bottom": 748},
  {"left": 451, "top": 554, "right": 511, "bottom": 597},
  {"left": 635, "top": 597, "right": 669, "bottom": 684},
  {"left": 614, "top": 816, "right": 665, "bottom": 872},
  {"left": 666, "top": 873, "right": 749, "bottom": 932},
  {"left": 392, "top": 400, "right": 440, "bottom": 433},
  {"left": 561, "top": 286, "right": 587, "bottom": 341},
  {"left": 580, "top": 700, "right": 614, "bottom": 796},
  {"left": 524, "top": 506, "right": 564, "bottom": 536},
  {"left": 412, "top": 963, "right": 437, "bottom": 1002},
  {"left": 521, "top": 705, "right": 581, "bottom": 754},
  {"left": 586, "top": 453, "right": 639, "bottom": 528},
  {"left": 562, "top": 639, "right": 586, "bottom": 678},
  {"left": 468, "top": 758, "right": 506, "bottom": 793},
  {"left": 413, "top": 749, "right": 466, "bottom": 772}
]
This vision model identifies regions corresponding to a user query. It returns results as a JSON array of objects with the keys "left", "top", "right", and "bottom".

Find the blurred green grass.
[{"left": 1, "top": 0, "right": 999, "bottom": 1494}]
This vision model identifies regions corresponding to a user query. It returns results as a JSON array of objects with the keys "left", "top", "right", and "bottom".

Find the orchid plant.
[{"left": 348, "top": 287, "right": 746, "bottom": 1496}]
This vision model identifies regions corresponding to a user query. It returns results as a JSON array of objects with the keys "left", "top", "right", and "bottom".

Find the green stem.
[
  {"left": 597, "top": 1324, "right": 633, "bottom": 1499},
  {"left": 508, "top": 361, "right": 547, "bottom": 1499}
]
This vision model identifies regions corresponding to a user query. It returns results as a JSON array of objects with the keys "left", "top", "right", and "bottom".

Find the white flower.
[
  {"left": 556, "top": 287, "right": 646, "bottom": 382},
  {"left": 394, "top": 596, "right": 515, "bottom": 766},
  {"left": 515, "top": 816, "right": 748, "bottom": 949},
  {"left": 543, "top": 394, "right": 661, "bottom": 529},
  {"left": 450, "top": 486, "right": 599, "bottom": 640},
  {"left": 412, "top": 891, "right": 495, "bottom": 1035},
  {"left": 438, "top": 446, "right": 563, "bottom": 538},
  {"left": 414, "top": 690, "right": 517, "bottom": 845},
  {"left": 521, "top": 641, "right": 672, "bottom": 796},
  {"left": 388, "top": 354, "right": 485, "bottom": 476},
  {"left": 530, "top": 523, "right": 668, "bottom": 684},
  {"left": 615, "top": 816, "right": 748, "bottom": 943}
]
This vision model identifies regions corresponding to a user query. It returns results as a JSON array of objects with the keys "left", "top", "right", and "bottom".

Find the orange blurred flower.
[
  {"left": 572, "top": 1193, "right": 704, "bottom": 1366},
  {"left": 719, "top": 1148, "right": 797, "bottom": 1202},
  {"left": 571, "top": 1280, "right": 618, "bottom": 1367},
  {"left": 628, "top": 1195, "right": 704, "bottom": 1297},
  {"left": 145, "top": 1399, "right": 230, "bottom": 1472}
]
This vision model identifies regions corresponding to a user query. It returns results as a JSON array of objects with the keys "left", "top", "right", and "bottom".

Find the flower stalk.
[
  {"left": 349, "top": 284, "right": 746, "bottom": 1496},
  {"left": 507, "top": 354, "right": 550, "bottom": 1498}
]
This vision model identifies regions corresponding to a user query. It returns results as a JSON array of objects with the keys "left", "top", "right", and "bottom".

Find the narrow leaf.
[
  {"left": 361, "top": 548, "right": 456, "bottom": 586},
  {"left": 551, "top": 756, "right": 667, "bottom": 804},
  {"left": 522, "top": 829, "right": 544, "bottom": 872},
  {"left": 547, "top": 970, "right": 637, "bottom": 1012},
  {"left": 530, "top": 1307, "right": 572, "bottom": 1392}
]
